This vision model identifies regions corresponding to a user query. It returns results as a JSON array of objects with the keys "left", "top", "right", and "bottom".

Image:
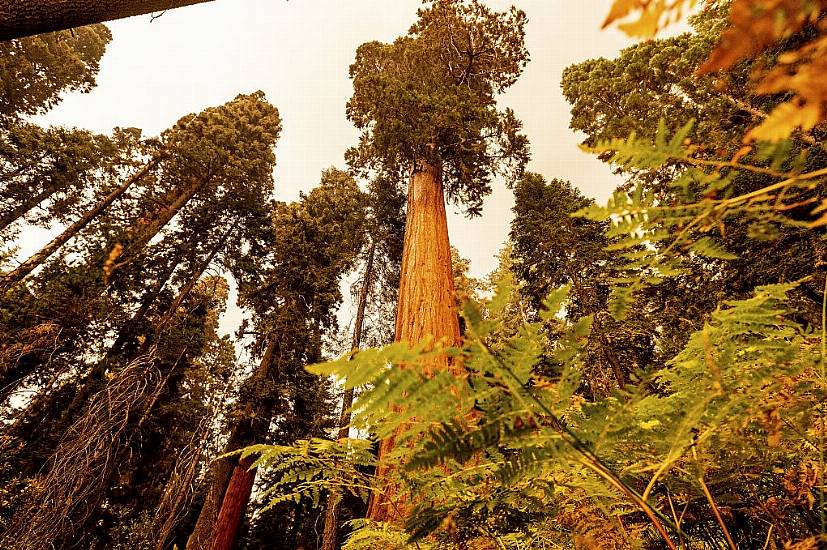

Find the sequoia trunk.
[
  {"left": 186, "top": 340, "right": 277, "bottom": 550},
  {"left": 0, "top": 0, "right": 213, "bottom": 41},
  {"left": 366, "top": 159, "right": 461, "bottom": 522}
]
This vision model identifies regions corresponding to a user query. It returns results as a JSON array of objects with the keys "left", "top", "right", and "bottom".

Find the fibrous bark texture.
[
  {"left": 0, "top": 0, "right": 212, "bottom": 41},
  {"left": 366, "top": 159, "right": 461, "bottom": 522}
]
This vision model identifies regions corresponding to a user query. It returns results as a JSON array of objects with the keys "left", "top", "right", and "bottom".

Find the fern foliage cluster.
[
  {"left": 248, "top": 264, "right": 826, "bottom": 547},
  {"left": 575, "top": 120, "right": 827, "bottom": 319}
]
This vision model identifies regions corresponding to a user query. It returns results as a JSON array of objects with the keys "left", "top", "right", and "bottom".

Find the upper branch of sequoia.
[{"left": 345, "top": 0, "right": 530, "bottom": 217}]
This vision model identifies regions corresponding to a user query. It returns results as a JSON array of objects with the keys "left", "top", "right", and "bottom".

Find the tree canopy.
[
  {"left": 346, "top": 0, "right": 530, "bottom": 215},
  {"left": 2, "top": 1, "right": 827, "bottom": 549}
]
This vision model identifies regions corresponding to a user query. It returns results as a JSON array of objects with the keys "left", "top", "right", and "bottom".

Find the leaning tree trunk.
[
  {"left": 321, "top": 239, "right": 376, "bottom": 550},
  {"left": 104, "top": 173, "right": 207, "bottom": 286},
  {"left": 366, "top": 158, "right": 461, "bottom": 522},
  {"left": 1, "top": 158, "right": 159, "bottom": 290},
  {"left": 125, "top": 175, "right": 206, "bottom": 259},
  {"left": 5, "top": 238, "right": 227, "bottom": 548},
  {"left": 0, "top": 0, "right": 213, "bottom": 41},
  {"left": 0, "top": 177, "right": 208, "bottom": 412},
  {"left": 107, "top": 248, "right": 184, "bottom": 358},
  {"left": 204, "top": 342, "right": 278, "bottom": 550},
  {"left": 199, "top": 323, "right": 319, "bottom": 550}
]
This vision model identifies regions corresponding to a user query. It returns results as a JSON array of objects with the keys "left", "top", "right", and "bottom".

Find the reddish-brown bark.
[
  {"left": 186, "top": 341, "right": 277, "bottom": 550},
  {"left": 208, "top": 456, "right": 256, "bottom": 550},
  {"left": 366, "top": 159, "right": 461, "bottom": 522}
]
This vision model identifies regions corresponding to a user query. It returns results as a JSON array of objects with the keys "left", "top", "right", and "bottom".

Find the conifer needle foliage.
[{"left": 247, "top": 2, "right": 827, "bottom": 547}]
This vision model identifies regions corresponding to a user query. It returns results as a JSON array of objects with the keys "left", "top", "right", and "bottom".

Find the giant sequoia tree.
[{"left": 346, "top": 0, "right": 529, "bottom": 522}]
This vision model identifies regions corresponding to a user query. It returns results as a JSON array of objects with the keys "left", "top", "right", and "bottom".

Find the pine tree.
[
  {"left": 0, "top": 124, "right": 120, "bottom": 237},
  {"left": 0, "top": 25, "right": 110, "bottom": 118}
]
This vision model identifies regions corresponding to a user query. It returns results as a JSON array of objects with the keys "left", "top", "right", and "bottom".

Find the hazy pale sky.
[{"left": 33, "top": 0, "right": 642, "bottom": 279}]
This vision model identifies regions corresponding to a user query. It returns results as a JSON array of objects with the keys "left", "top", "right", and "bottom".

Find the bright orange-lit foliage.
[{"left": 604, "top": 0, "right": 827, "bottom": 142}]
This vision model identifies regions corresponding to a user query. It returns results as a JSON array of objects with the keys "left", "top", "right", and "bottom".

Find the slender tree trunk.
[
  {"left": 202, "top": 339, "right": 278, "bottom": 550},
  {"left": 196, "top": 321, "right": 321, "bottom": 550},
  {"left": 366, "top": 158, "right": 461, "bottom": 522},
  {"left": 186, "top": 454, "right": 237, "bottom": 550},
  {"left": 108, "top": 249, "right": 184, "bottom": 358},
  {"left": 60, "top": 230, "right": 225, "bottom": 449},
  {"left": 186, "top": 340, "right": 278, "bottom": 550},
  {"left": 106, "top": 174, "right": 207, "bottom": 285},
  {"left": 0, "top": 0, "right": 214, "bottom": 41},
  {"left": 129, "top": 176, "right": 205, "bottom": 256},
  {"left": 1, "top": 158, "right": 159, "bottom": 290},
  {"left": 0, "top": 185, "right": 58, "bottom": 233},
  {"left": 153, "top": 226, "right": 231, "bottom": 334},
  {"left": 321, "top": 240, "right": 376, "bottom": 550}
]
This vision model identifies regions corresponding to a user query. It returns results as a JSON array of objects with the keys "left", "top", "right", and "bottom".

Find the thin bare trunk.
[
  {"left": 0, "top": 0, "right": 213, "bottom": 41},
  {"left": 366, "top": 158, "right": 461, "bottom": 522},
  {"left": 106, "top": 174, "right": 207, "bottom": 285},
  {"left": 129, "top": 176, "right": 204, "bottom": 256},
  {"left": 321, "top": 240, "right": 376, "bottom": 550},
  {"left": 153, "top": 226, "right": 231, "bottom": 334},
  {"left": 1, "top": 158, "right": 159, "bottom": 290},
  {"left": 108, "top": 249, "right": 184, "bottom": 358}
]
